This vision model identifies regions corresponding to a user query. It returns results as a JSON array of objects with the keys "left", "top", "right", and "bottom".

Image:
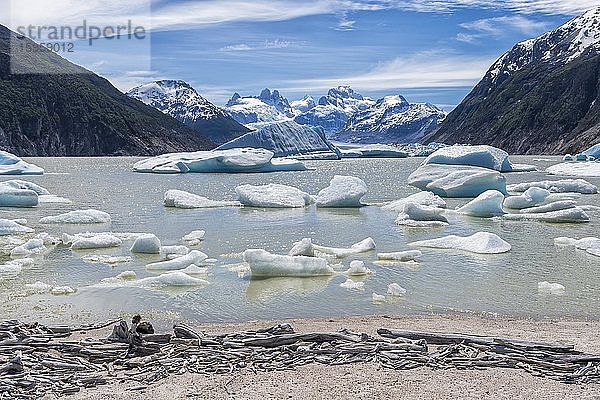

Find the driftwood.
[{"left": 0, "top": 319, "right": 599, "bottom": 399}]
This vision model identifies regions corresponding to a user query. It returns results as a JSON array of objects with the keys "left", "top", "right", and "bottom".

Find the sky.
[{"left": 4, "top": 0, "right": 600, "bottom": 109}]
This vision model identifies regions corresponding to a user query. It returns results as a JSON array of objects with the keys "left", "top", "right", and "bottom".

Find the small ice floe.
[
  {"left": 456, "top": 190, "right": 506, "bottom": 218},
  {"left": 0, "top": 219, "right": 34, "bottom": 235},
  {"left": 236, "top": 184, "right": 314, "bottom": 208},
  {"left": 10, "top": 238, "right": 45, "bottom": 258},
  {"left": 422, "top": 145, "right": 516, "bottom": 172},
  {"left": 387, "top": 283, "right": 407, "bottom": 296},
  {"left": 312, "top": 237, "right": 376, "bottom": 257},
  {"left": 316, "top": 175, "right": 367, "bottom": 208},
  {"left": 538, "top": 281, "right": 565, "bottom": 295},
  {"left": 162, "top": 245, "right": 190, "bottom": 258},
  {"left": 518, "top": 201, "right": 577, "bottom": 214},
  {"left": 24, "top": 281, "right": 53, "bottom": 294},
  {"left": 99, "top": 271, "right": 138, "bottom": 285},
  {"left": 504, "top": 207, "right": 590, "bottom": 223},
  {"left": 130, "top": 234, "right": 161, "bottom": 254},
  {"left": 50, "top": 286, "right": 77, "bottom": 295},
  {"left": 372, "top": 292, "right": 386, "bottom": 303},
  {"left": 340, "top": 278, "right": 364, "bottom": 290},
  {"left": 409, "top": 232, "right": 511, "bottom": 254},
  {"left": 138, "top": 272, "right": 209, "bottom": 287},
  {"left": 507, "top": 179, "right": 597, "bottom": 194},
  {"left": 554, "top": 236, "right": 600, "bottom": 257},
  {"left": 164, "top": 189, "right": 240, "bottom": 209},
  {"left": 0, "top": 152, "right": 44, "bottom": 175},
  {"left": 394, "top": 203, "right": 448, "bottom": 227},
  {"left": 146, "top": 250, "right": 208, "bottom": 271},
  {"left": 82, "top": 255, "right": 133, "bottom": 264},
  {"left": 377, "top": 250, "right": 422, "bottom": 262},
  {"left": 64, "top": 233, "right": 122, "bottom": 250},
  {"left": 182, "top": 230, "right": 205, "bottom": 246},
  {"left": 40, "top": 209, "right": 111, "bottom": 224},
  {"left": 343, "top": 260, "right": 373, "bottom": 276},
  {"left": 0, "top": 258, "right": 33, "bottom": 276},
  {"left": 37, "top": 195, "right": 72, "bottom": 204},
  {"left": 133, "top": 148, "right": 305, "bottom": 174},
  {"left": 180, "top": 264, "right": 208, "bottom": 275},
  {"left": 408, "top": 164, "right": 507, "bottom": 198},
  {"left": 381, "top": 191, "right": 447, "bottom": 213},
  {"left": 289, "top": 238, "right": 315, "bottom": 257},
  {"left": 547, "top": 162, "right": 600, "bottom": 178},
  {"left": 244, "top": 249, "right": 334, "bottom": 277}
]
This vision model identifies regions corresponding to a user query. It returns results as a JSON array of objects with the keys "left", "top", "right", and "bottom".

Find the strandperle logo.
[{"left": 15, "top": 20, "right": 146, "bottom": 47}]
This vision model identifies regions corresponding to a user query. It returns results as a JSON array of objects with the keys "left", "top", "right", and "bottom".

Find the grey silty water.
[{"left": 1, "top": 156, "right": 599, "bottom": 326}]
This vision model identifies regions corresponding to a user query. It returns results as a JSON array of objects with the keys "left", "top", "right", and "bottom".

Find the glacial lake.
[{"left": 1, "top": 156, "right": 600, "bottom": 327}]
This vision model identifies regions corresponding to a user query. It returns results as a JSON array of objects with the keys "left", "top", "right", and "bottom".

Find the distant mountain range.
[
  {"left": 0, "top": 25, "right": 215, "bottom": 156},
  {"left": 426, "top": 7, "right": 600, "bottom": 154},
  {"left": 127, "top": 80, "right": 249, "bottom": 145}
]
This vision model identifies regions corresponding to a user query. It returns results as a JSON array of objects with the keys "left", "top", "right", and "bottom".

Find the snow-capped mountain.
[
  {"left": 217, "top": 120, "right": 340, "bottom": 159},
  {"left": 290, "top": 95, "right": 316, "bottom": 114},
  {"left": 428, "top": 6, "right": 600, "bottom": 154},
  {"left": 127, "top": 80, "right": 248, "bottom": 145},
  {"left": 224, "top": 89, "right": 293, "bottom": 127},
  {"left": 334, "top": 95, "right": 447, "bottom": 144},
  {"left": 293, "top": 86, "right": 375, "bottom": 134}
]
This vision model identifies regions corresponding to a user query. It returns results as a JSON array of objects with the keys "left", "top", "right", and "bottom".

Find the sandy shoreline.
[{"left": 55, "top": 313, "right": 600, "bottom": 400}]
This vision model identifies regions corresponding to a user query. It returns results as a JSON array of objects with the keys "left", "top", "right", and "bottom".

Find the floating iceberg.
[
  {"left": 312, "top": 237, "right": 376, "bottom": 257},
  {"left": 0, "top": 179, "right": 48, "bottom": 207},
  {"left": 503, "top": 187, "right": 551, "bottom": 209},
  {"left": 50, "top": 286, "right": 77, "bottom": 295},
  {"left": 343, "top": 260, "right": 373, "bottom": 276},
  {"left": 0, "top": 151, "right": 44, "bottom": 175},
  {"left": 518, "top": 201, "right": 577, "bottom": 214},
  {"left": 146, "top": 250, "right": 208, "bottom": 271},
  {"left": 377, "top": 250, "right": 422, "bottom": 262},
  {"left": 40, "top": 209, "right": 111, "bottom": 224},
  {"left": 554, "top": 236, "right": 600, "bottom": 256},
  {"left": 340, "top": 278, "right": 365, "bottom": 289},
  {"left": 372, "top": 292, "right": 386, "bottom": 303},
  {"left": 387, "top": 283, "right": 407, "bottom": 296},
  {"left": 0, "top": 258, "right": 33, "bottom": 275},
  {"left": 180, "top": 264, "right": 208, "bottom": 275},
  {"left": 382, "top": 191, "right": 446, "bottom": 212},
  {"left": 244, "top": 249, "right": 334, "bottom": 277},
  {"left": 10, "top": 238, "right": 45, "bottom": 257},
  {"left": 395, "top": 203, "right": 448, "bottom": 227},
  {"left": 133, "top": 148, "right": 306, "bottom": 174},
  {"left": 504, "top": 207, "right": 590, "bottom": 223},
  {"left": 162, "top": 245, "right": 190, "bottom": 257},
  {"left": 582, "top": 143, "right": 600, "bottom": 159},
  {"left": 182, "top": 230, "right": 205, "bottom": 246},
  {"left": 130, "top": 234, "right": 161, "bottom": 254},
  {"left": 82, "top": 255, "right": 132, "bottom": 264},
  {"left": 423, "top": 145, "right": 514, "bottom": 172},
  {"left": 408, "top": 164, "right": 507, "bottom": 198},
  {"left": 289, "top": 238, "right": 315, "bottom": 257},
  {"left": 164, "top": 189, "right": 241, "bottom": 209},
  {"left": 69, "top": 234, "right": 122, "bottom": 250},
  {"left": 138, "top": 271, "right": 209, "bottom": 287},
  {"left": 538, "top": 281, "right": 565, "bottom": 295},
  {"left": 0, "top": 219, "right": 34, "bottom": 235},
  {"left": 507, "top": 179, "right": 597, "bottom": 194},
  {"left": 546, "top": 162, "right": 600, "bottom": 177},
  {"left": 316, "top": 175, "right": 367, "bottom": 207},
  {"left": 457, "top": 190, "right": 506, "bottom": 218},
  {"left": 38, "top": 195, "right": 72, "bottom": 204},
  {"left": 236, "top": 184, "right": 314, "bottom": 208},
  {"left": 409, "top": 232, "right": 511, "bottom": 254}
]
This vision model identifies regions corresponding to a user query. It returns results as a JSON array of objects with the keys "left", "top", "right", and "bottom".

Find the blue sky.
[{"left": 5, "top": 0, "right": 600, "bottom": 108}]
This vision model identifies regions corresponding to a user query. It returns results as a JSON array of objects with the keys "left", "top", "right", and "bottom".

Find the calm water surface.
[{"left": 1, "top": 156, "right": 599, "bottom": 326}]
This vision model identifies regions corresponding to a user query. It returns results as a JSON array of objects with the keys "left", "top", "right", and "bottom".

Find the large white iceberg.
[
  {"left": 504, "top": 207, "right": 590, "bottom": 223},
  {"left": 0, "top": 152, "right": 44, "bottom": 175},
  {"left": 133, "top": 148, "right": 306, "bottom": 174},
  {"left": 408, "top": 164, "right": 507, "bottom": 198},
  {"left": 382, "top": 191, "right": 446, "bottom": 212},
  {"left": 244, "top": 249, "right": 334, "bottom": 277},
  {"left": 395, "top": 203, "right": 448, "bottom": 227},
  {"left": 507, "top": 179, "right": 597, "bottom": 194},
  {"left": 546, "top": 162, "right": 600, "bottom": 177},
  {"left": 316, "top": 175, "right": 367, "bottom": 207},
  {"left": 164, "top": 189, "right": 241, "bottom": 209},
  {"left": 146, "top": 250, "right": 208, "bottom": 271},
  {"left": 312, "top": 237, "right": 376, "bottom": 257},
  {"left": 0, "top": 179, "right": 52, "bottom": 208},
  {"left": 409, "top": 232, "right": 511, "bottom": 254},
  {"left": 422, "top": 145, "right": 514, "bottom": 172},
  {"left": 40, "top": 209, "right": 111, "bottom": 224},
  {"left": 236, "top": 184, "right": 314, "bottom": 208},
  {"left": 457, "top": 190, "right": 506, "bottom": 218}
]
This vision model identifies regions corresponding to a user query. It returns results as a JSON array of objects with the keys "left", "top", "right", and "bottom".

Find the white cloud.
[
  {"left": 457, "top": 15, "right": 549, "bottom": 42},
  {"left": 219, "top": 40, "right": 302, "bottom": 52},
  {"left": 286, "top": 50, "right": 499, "bottom": 91},
  {"left": 335, "top": 12, "right": 357, "bottom": 31}
]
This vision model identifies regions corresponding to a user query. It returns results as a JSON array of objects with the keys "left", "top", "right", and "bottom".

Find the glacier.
[{"left": 133, "top": 148, "right": 306, "bottom": 174}]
